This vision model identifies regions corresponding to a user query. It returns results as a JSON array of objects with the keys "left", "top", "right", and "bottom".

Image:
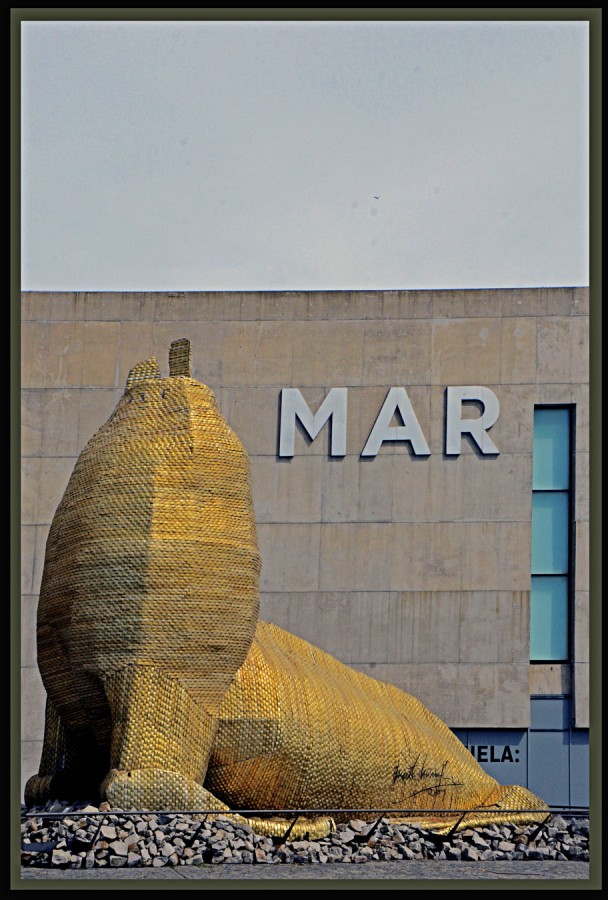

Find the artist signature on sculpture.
[{"left": 393, "top": 754, "right": 464, "bottom": 799}]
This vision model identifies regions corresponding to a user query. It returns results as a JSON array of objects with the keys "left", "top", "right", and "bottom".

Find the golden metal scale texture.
[{"left": 26, "top": 340, "right": 547, "bottom": 838}]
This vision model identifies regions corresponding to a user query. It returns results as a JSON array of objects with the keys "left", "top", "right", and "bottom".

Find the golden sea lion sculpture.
[{"left": 26, "top": 340, "right": 547, "bottom": 839}]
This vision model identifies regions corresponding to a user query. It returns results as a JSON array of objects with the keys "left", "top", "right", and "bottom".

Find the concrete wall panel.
[
  {"left": 32, "top": 525, "right": 51, "bottom": 597},
  {"left": 21, "top": 458, "right": 41, "bottom": 525},
  {"left": 318, "top": 523, "right": 394, "bottom": 593},
  {"left": 320, "top": 454, "right": 396, "bottom": 523},
  {"left": 21, "top": 666, "right": 47, "bottom": 742},
  {"left": 499, "top": 318, "right": 538, "bottom": 385},
  {"left": 574, "top": 451, "right": 590, "bottom": 521},
  {"left": 21, "top": 322, "right": 50, "bottom": 389},
  {"left": 381, "top": 289, "right": 435, "bottom": 319},
  {"left": 257, "top": 524, "right": 321, "bottom": 593},
  {"left": 82, "top": 322, "right": 121, "bottom": 387},
  {"left": 41, "top": 390, "right": 82, "bottom": 457},
  {"left": 350, "top": 661, "right": 530, "bottom": 728},
  {"left": 459, "top": 591, "right": 529, "bottom": 664},
  {"left": 118, "top": 322, "right": 157, "bottom": 385},
  {"left": 431, "top": 318, "right": 502, "bottom": 385},
  {"left": 389, "top": 522, "right": 464, "bottom": 592},
  {"left": 21, "top": 526, "right": 36, "bottom": 596},
  {"left": 574, "top": 521, "right": 589, "bottom": 592},
  {"left": 572, "top": 287, "right": 589, "bottom": 316},
  {"left": 77, "top": 389, "right": 123, "bottom": 452},
  {"left": 361, "top": 320, "right": 432, "bottom": 386},
  {"left": 259, "top": 590, "right": 529, "bottom": 671},
  {"left": 220, "top": 387, "right": 283, "bottom": 456},
  {"left": 460, "top": 522, "right": 531, "bottom": 591},
  {"left": 30, "top": 457, "right": 74, "bottom": 525},
  {"left": 292, "top": 320, "right": 353, "bottom": 387},
  {"left": 529, "top": 664, "right": 571, "bottom": 696},
  {"left": 537, "top": 318, "right": 573, "bottom": 384},
  {"left": 21, "top": 390, "right": 46, "bottom": 457},
  {"left": 252, "top": 455, "right": 323, "bottom": 524},
  {"left": 573, "top": 591, "right": 589, "bottom": 663},
  {"left": 573, "top": 663, "right": 590, "bottom": 729},
  {"left": 570, "top": 315, "right": 589, "bottom": 384},
  {"left": 21, "top": 595, "right": 38, "bottom": 668},
  {"left": 45, "top": 322, "right": 85, "bottom": 388}
]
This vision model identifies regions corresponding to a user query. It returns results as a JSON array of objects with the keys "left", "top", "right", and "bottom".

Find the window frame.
[{"left": 530, "top": 404, "right": 575, "bottom": 664}]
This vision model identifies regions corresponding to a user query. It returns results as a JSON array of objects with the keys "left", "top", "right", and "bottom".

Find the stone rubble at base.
[{"left": 20, "top": 802, "right": 589, "bottom": 869}]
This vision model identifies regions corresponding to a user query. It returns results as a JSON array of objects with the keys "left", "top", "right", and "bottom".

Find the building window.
[{"left": 530, "top": 407, "right": 572, "bottom": 661}]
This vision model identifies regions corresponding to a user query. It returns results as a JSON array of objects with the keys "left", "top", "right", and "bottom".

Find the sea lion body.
[{"left": 26, "top": 342, "right": 546, "bottom": 835}]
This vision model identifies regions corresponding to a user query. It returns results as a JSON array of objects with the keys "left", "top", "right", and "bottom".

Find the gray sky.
[{"left": 21, "top": 17, "right": 589, "bottom": 292}]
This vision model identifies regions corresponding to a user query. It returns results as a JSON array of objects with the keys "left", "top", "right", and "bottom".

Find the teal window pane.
[
  {"left": 531, "top": 491, "right": 569, "bottom": 573},
  {"left": 533, "top": 409, "right": 570, "bottom": 490},
  {"left": 530, "top": 576, "right": 568, "bottom": 660}
]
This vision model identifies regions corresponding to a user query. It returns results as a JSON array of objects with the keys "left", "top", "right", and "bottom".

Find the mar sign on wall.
[{"left": 278, "top": 386, "right": 501, "bottom": 458}]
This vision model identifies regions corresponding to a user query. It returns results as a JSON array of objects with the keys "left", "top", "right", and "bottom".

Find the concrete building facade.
[{"left": 20, "top": 287, "right": 590, "bottom": 807}]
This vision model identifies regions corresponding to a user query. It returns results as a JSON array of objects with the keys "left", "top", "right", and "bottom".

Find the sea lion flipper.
[{"left": 100, "top": 664, "right": 219, "bottom": 811}]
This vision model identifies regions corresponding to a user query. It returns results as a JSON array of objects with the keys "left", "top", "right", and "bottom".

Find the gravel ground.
[{"left": 20, "top": 801, "right": 589, "bottom": 871}]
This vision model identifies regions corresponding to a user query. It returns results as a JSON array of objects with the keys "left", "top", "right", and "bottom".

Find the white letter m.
[{"left": 279, "top": 388, "right": 347, "bottom": 457}]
